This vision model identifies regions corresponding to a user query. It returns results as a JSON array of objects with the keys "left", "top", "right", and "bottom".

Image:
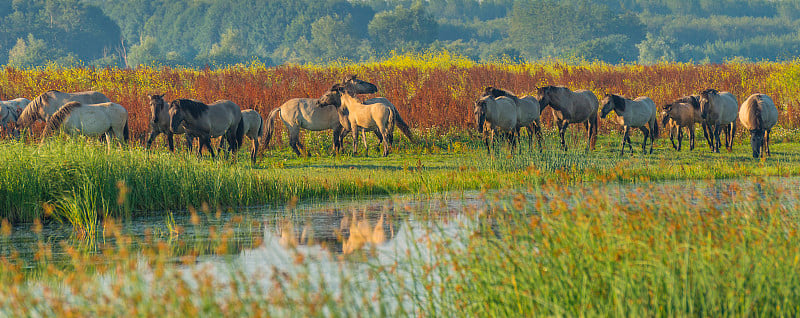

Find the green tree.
[
  {"left": 7, "top": 34, "right": 78, "bottom": 67},
  {"left": 368, "top": 3, "right": 438, "bottom": 52},
  {"left": 636, "top": 33, "right": 679, "bottom": 64}
]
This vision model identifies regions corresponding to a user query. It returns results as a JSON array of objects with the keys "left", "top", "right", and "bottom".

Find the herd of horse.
[
  {"left": 0, "top": 75, "right": 780, "bottom": 160},
  {"left": 477, "top": 85, "right": 778, "bottom": 159}
]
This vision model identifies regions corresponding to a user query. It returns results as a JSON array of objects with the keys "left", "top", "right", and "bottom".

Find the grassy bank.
[
  {"left": 0, "top": 178, "right": 798, "bottom": 316},
  {"left": 1, "top": 128, "right": 800, "bottom": 223}
]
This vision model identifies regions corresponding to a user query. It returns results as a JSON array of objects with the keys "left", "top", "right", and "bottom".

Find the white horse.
[
  {"left": 473, "top": 95, "right": 518, "bottom": 154},
  {"left": 739, "top": 94, "right": 778, "bottom": 158},
  {"left": 600, "top": 94, "right": 658, "bottom": 155},
  {"left": 698, "top": 89, "right": 738, "bottom": 153},
  {"left": 0, "top": 98, "right": 30, "bottom": 137},
  {"left": 17, "top": 90, "right": 111, "bottom": 131},
  {"left": 43, "top": 101, "right": 129, "bottom": 147},
  {"left": 319, "top": 84, "right": 395, "bottom": 157}
]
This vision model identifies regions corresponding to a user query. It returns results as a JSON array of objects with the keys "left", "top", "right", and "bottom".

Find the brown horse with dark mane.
[{"left": 169, "top": 99, "right": 244, "bottom": 158}]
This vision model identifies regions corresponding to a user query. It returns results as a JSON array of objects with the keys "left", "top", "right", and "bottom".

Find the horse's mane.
[
  {"left": 172, "top": 99, "right": 208, "bottom": 119},
  {"left": 483, "top": 86, "right": 517, "bottom": 99},
  {"left": 674, "top": 95, "right": 700, "bottom": 109},
  {"left": 43, "top": 101, "right": 81, "bottom": 136},
  {"left": 607, "top": 94, "right": 626, "bottom": 112},
  {"left": 17, "top": 91, "right": 55, "bottom": 127},
  {"left": 700, "top": 89, "right": 719, "bottom": 99},
  {"left": 661, "top": 112, "right": 672, "bottom": 128}
]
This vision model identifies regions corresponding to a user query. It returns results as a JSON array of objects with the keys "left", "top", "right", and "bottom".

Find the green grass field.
[{"left": 1, "top": 127, "right": 799, "bottom": 223}]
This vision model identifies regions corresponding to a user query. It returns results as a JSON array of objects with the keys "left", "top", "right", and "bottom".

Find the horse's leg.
[
  {"left": 688, "top": 126, "right": 695, "bottom": 151},
  {"left": 559, "top": 121, "right": 569, "bottom": 152},
  {"left": 484, "top": 130, "right": 491, "bottom": 155},
  {"left": 362, "top": 129, "right": 369, "bottom": 157},
  {"left": 728, "top": 121, "right": 736, "bottom": 152},
  {"left": 373, "top": 130, "right": 383, "bottom": 153},
  {"left": 639, "top": 126, "right": 649, "bottom": 154},
  {"left": 713, "top": 124, "right": 722, "bottom": 153},
  {"left": 146, "top": 131, "right": 160, "bottom": 150},
  {"left": 701, "top": 122, "right": 712, "bottom": 149},
  {"left": 381, "top": 127, "right": 390, "bottom": 157},
  {"left": 533, "top": 120, "right": 543, "bottom": 153},
  {"left": 207, "top": 137, "right": 216, "bottom": 158},
  {"left": 620, "top": 126, "right": 630, "bottom": 156},
  {"left": 332, "top": 126, "right": 343, "bottom": 154},
  {"left": 288, "top": 128, "right": 303, "bottom": 156},
  {"left": 766, "top": 129, "right": 771, "bottom": 156},
  {"left": 677, "top": 126, "right": 683, "bottom": 151}
]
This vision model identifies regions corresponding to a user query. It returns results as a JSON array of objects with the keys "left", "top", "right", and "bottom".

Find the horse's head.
[
  {"left": 698, "top": 89, "right": 718, "bottom": 119},
  {"left": 168, "top": 100, "right": 185, "bottom": 133},
  {"left": 319, "top": 84, "right": 344, "bottom": 108},
  {"left": 342, "top": 75, "right": 378, "bottom": 94},
  {"left": 536, "top": 86, "right": 553, "bottom": 110},
  {"left": 473, "top": 97, "right": 489, "bottom": 132},
  {"left": 148, "top": 94, "right": 167, "bottom": 125}
]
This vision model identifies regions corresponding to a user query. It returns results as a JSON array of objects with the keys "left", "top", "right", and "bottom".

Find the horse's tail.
[
  {"left": 234, "top": 117, "right": 245, "bottom": 151},
  {"left": 263, "top": 107, "right": 281, "bottom": 148},
  {"left": 652, "top": 114, "right": 659, "bottom": 139},
  {"left": 256, "top": 114, "right": 264, "bottom": 138},
  {"left": 43, "top": 101, "right": 81, "bottom": 137},
  {"left": 393, "top": 109, "right": 415, "bottom": 143},
  {"left": 123, "top": 119, "right": 130, "bottom": 143},
  {"left": 387, "top": 107, "right": 396, "bottom": 138}
]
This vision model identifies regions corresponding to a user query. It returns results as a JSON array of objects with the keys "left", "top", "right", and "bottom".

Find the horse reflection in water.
[{"left": 274, "top": 210, "right": 401, "bottom": 254}]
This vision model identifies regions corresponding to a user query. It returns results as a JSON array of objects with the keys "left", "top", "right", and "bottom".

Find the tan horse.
[
  {"left": 482, "top": 87, "right": 543, "bottom": 152},
  {"left": 17, "top": 90, "right": 110, "bottom": 131},
  {"left": 699, "top": 89, "right": 738, "bottom": 153},
  {"left": 536, "top": 86, "right": 599, "bottom": 151},
  {"left": 42, "top": 101, "right": 129, "bottom": 147},
  {"left": 241, "top": 109, "right": 264, "bottom": 164},
  {"left": 600, "top": 94, "right": 658, "bottom": 155},
  {"left": 319, "top": 84, "right": 395, "bottom": 157},
  {"left": 473, "top": 95, "right": 518, "bottom": 154},
  {"left": 661, "top": 95, "right": 709, "bottom": 151},
  {"left": 146, "top": 94, "right": 193, "bottom": 151},
  {"left": 0, "top": 98, "right": 30, "bottom": 137},
  {"left": 739, "top": 94, "right": 778, "bottom": 158},
  {"left": 263, "top": 75, "right": 378, "bottom": 156},
  {"left": 169, "top": 99, "right": 244, "bottom": 158}
]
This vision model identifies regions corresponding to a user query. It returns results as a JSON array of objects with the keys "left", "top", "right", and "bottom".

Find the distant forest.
[{"left": 2, "top": 0, "right": 800, "bottom": 68}]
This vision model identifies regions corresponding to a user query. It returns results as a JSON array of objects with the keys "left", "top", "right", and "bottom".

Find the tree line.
[{"left": 2, "top": 0, "right": 800, "bottom": 68}]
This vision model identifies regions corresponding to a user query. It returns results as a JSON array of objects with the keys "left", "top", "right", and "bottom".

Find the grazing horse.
[
  {"left": 482, "top": 87, "right": 543, "bottom": 152},
  {"left": 17, "top": 90, "right": 110, "bottom": 132},
  {"left": 698, "top": 89, "right": 738, "bottom": 153},
  {"left": 739, "top": 94, "right": 778, "bottom": 158},
  {"left": 146, "top": 94, "right": 193, "bottom": 151},
  {"left": 600, "top": 94, "right": 658, "bottom": 155},
  {"left": 168, "top": 99, "right": 244, "bottom": 158},
  {"left": 263, "top": 75, "right": 378, "bottom": 156},
  {"left": 536, "top": 86, "right": 599, "bottom": 151},
  {"left": 0, "top": 98, "right": 30, "bottom": 137},
  {"left": 319, "top": 84, "right": 395, "bottom": 157},
  {"left": 240, "top": 109, "right": 264, "bottom": 164},
  {"left": 42, "top": 101, "right": 129, "bottom": 147},
  {"left": 661, "top": 95, "right": 709, "bottom": 151},
  {"left": 472, "top": 95, "right": 518, "bottom": 154}
]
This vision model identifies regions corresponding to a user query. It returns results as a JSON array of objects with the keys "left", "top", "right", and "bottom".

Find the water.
[{"left": 4, "top": 177, "right": 799, "bottom": 267}]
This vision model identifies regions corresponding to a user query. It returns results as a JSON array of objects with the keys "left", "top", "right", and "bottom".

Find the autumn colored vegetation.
[{"left": 2, "top": 52, "right": 800, "bottom": 142}]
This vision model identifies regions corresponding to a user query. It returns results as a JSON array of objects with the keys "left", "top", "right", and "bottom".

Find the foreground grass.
[
  {"left": 0, "top": 178, "right": 798, "bottom": 316},
  {"left": 1, "top": 128, "right": 799, "bottom": 222}
]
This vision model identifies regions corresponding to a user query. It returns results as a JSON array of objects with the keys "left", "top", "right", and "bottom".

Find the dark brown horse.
[
  {"left": 169, "top": 99, "right": 244, "bottom": 158},
  {"left": 661, "top": 95, "right": 710, "bottom": 151}
]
